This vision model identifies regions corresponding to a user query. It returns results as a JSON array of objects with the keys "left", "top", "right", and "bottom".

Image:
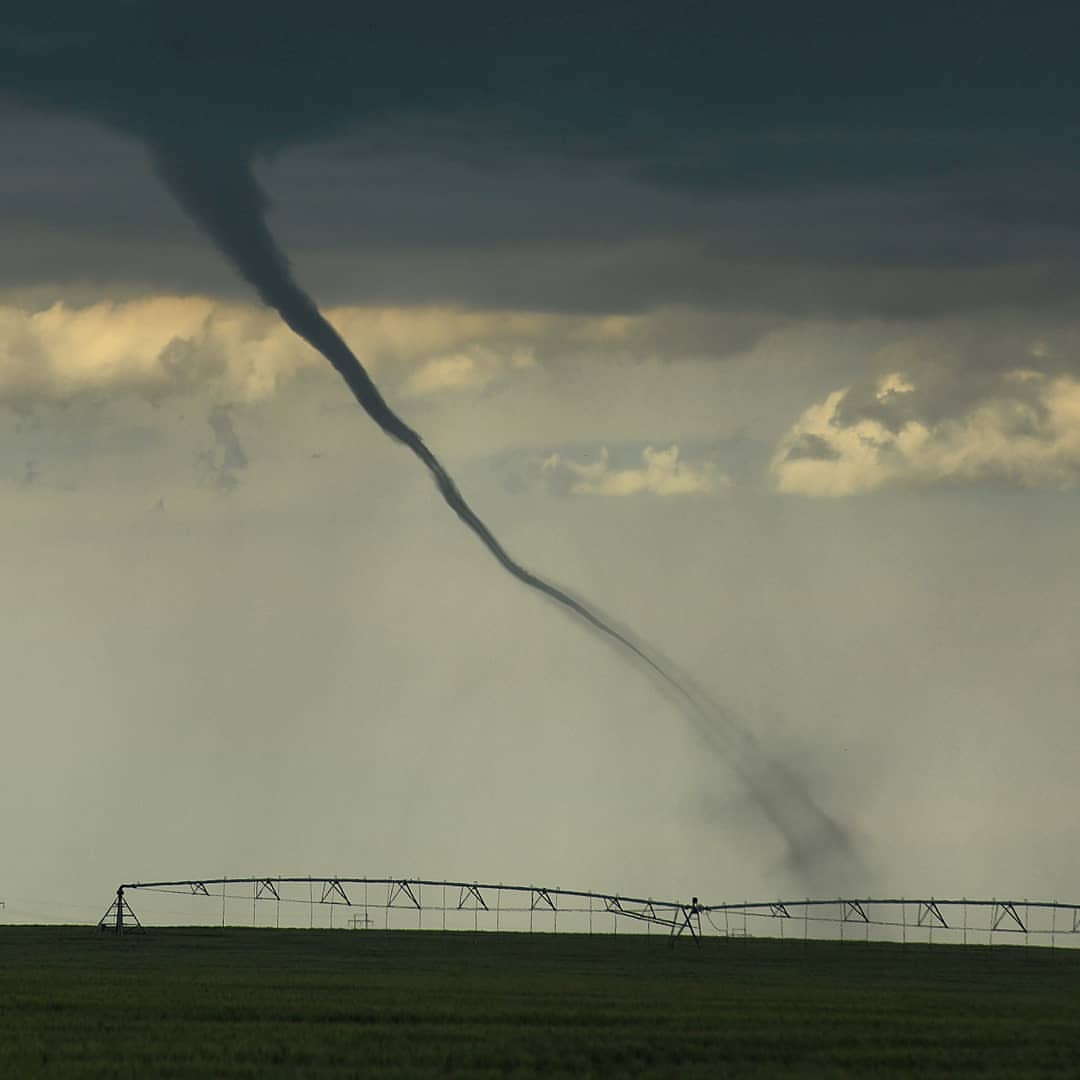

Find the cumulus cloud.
[
  {"left": 532, "top": 445, "right": 726, "bottom": 498},
  {"left": 0, "top": 298, "right": 550, "bottom": 406},
  {"left": 401, "top": 345, "right": 535, "bottom": 398},
  {"left": 0, "top": 295, "right": 775, "bottom": 409},
  {"left": 0, "top": 297, "right": 313, "bottom": 406},
  {"left": 772, "top": 369, "right": 1080, "bottom": 495}
]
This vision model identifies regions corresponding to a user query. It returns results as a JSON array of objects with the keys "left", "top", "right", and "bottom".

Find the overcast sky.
[{"left": 2, "top": 5, "right": 1078, "bottom": 926}]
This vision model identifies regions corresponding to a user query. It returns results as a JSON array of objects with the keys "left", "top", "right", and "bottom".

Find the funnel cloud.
[{"left": 151, "top": 146, "right": 857, "bottom": 881}]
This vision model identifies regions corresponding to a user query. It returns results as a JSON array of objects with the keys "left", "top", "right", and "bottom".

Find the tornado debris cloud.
[{"left": 153, "top": 147, "right": 859, "bottom": 885}]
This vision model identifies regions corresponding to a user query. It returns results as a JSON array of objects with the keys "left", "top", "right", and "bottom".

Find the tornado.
[{"left": 153, "top": 146, "right": 860, "bottom": 884}]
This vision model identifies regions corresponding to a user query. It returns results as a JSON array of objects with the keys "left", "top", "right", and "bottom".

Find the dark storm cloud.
[
  {"left": 3, "top": 4, "right": 1079, "bottom": 320},
  {"left": 5, "top": 128, "right": 1078, "bottom": 320},
  {"left": 5, "top": 4, "right": 1078, "bottom": 154}
]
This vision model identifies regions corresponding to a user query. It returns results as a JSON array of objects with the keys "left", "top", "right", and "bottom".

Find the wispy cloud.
[
  {"left": 401, "top": 346, "right": 535, "bottom": 398},
  {"left": 196, "top": 405, "right": 248, "bottom": 492},
  {"left": 521, "top": 444, "right": 727, "bottom": 498}
]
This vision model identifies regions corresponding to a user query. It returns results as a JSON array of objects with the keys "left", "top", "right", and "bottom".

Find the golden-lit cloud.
[
  {"left": 401, "top": 346, "right": 535, "bottom": 398},
  {"left": 773, "top": 370, "right": 1080, "bottom": 495},
  {"left": 0, "top": 295, "right": 737, "bottom": 408},
  {"left": 0, "top": 297, "right": 311, "bottom": 405},
  {"left": 541, "top": 445, "right": 726, "bottom": 497}
]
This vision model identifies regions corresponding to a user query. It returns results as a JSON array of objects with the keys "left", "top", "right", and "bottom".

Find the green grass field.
[{"left": 3, "top": 926, "right": 1079, "bottom": 1077}]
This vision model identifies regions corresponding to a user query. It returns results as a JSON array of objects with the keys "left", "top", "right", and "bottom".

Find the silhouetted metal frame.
[{"left": 100, "top": 879, "right": 1080, "bottom": 948}]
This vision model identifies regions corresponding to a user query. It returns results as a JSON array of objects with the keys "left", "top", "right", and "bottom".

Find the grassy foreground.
[{"left": 2, "top": 926, "right": 1079, "bottom": 1077}]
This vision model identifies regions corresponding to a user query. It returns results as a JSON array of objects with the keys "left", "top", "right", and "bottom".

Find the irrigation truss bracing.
[{"left": 98, "top": 877, "right": 1080, "bottom": 948}]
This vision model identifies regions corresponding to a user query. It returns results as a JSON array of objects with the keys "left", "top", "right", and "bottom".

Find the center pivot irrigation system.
[{"left": 99, "top": 877, "right": 1080, "bottom": 949}]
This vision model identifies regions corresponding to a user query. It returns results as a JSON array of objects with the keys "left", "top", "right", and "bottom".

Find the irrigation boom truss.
[{"left": 99, "top": 877, "right": 1080, "bottom": 949}]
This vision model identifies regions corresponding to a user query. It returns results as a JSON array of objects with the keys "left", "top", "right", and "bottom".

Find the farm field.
[{"left": 2, "top": 926, "right": 1079, "bottom": 1077}]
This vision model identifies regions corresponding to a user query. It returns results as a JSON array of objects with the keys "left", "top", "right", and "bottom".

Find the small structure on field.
[{"left": 98, "top": 876, "right": 1080, "bottom": 950}]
